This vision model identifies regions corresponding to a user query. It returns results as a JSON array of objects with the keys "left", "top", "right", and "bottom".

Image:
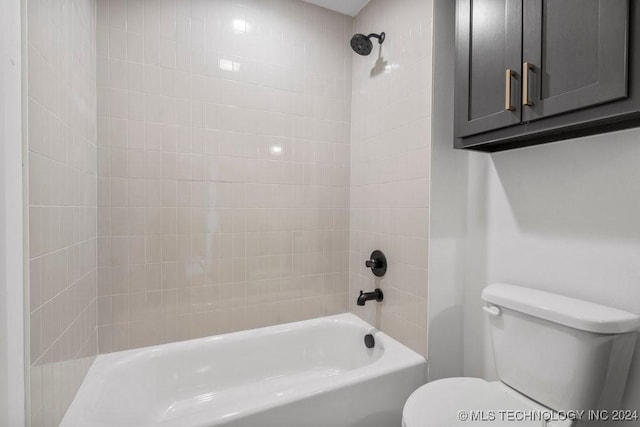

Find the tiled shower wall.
[
  {"left": 27, "top": 0, "right": 98, "bottom": 424},
  {"left": 96, "top": 0, "right": 352, "bottom": 352},
  {"left": 350, "top": 0, "right": 432, "bottom": 356}
]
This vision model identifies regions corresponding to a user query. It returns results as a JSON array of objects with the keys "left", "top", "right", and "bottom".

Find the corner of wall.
[{"left": 426, "top": 0, "right": 467, "bottom": 381}]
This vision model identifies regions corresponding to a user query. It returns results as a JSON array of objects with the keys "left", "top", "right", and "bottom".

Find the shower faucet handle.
[{"left": 365, "top": 250, "right": 387, "bottom": 277}]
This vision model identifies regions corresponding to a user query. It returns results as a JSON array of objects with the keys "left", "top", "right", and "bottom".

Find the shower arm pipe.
[{"left": 368, "top": 32, "right": 385, "bottom": 44}]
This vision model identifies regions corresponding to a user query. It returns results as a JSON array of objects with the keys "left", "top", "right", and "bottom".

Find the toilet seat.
[{"left": 402, "top": 378, "right": 574, "bottom": 427}]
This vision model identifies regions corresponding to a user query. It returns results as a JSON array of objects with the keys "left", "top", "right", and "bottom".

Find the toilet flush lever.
[{"left": 482, "top": 305, "right": 501, "bottom": 317}]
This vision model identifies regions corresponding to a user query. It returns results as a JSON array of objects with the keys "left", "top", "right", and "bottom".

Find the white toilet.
[{"left": 403, "top": 283, "right": 640, "bottom": 426}]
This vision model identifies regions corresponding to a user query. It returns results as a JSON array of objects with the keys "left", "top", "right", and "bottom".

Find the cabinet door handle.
[
  {"left": 505, "top": 69, "right": 515, "bottom": 111},
  {"left": 522, "top": 62, "right": 533, "bottom": 106}
]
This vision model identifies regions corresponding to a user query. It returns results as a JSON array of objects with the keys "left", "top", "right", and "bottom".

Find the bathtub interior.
[
  {"left": 90, "top": 319, "right": 383, "bottom": 423},
  {"left": 61, "top": 314, "right": 425, "bottom": 427}
]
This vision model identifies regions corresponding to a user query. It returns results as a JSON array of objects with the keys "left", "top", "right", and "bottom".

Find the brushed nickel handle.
[
  {"left": 505, "top": 69, "right": 515, "bottom": 111},
  {"left": 522, "top": 62, "right": 533, "bottom": 106}
]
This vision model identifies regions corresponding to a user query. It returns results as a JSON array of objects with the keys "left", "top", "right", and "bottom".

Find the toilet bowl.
[
  {"left": 402, "top": 378, "right": 573, "bottom": 427},
  {"left": 403, "top": 283, "right": 640, "bottom": 427}
]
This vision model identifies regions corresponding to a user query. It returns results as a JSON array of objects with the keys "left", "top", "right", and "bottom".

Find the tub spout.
[{"left": 357, "top": 289, "right": 383, "bottom": 306}]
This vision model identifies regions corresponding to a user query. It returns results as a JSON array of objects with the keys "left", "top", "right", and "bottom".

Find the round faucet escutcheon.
[{"left": 365, "top": 250, "right": 387, "bottom": 277}]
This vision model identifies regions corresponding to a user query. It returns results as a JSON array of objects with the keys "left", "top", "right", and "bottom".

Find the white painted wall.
[
  {"left": 464, "top": 131, "right": 640, "bottom": 425},
  {"left": 0, "top": 0, "right": 26, "bottom": 425},
  {"left": 427, "top": 0, "right": 466, "bottom": 381},
  {"left": 302, "top": 0, "right": 369, "bottom": 16},
  {"left": 430, "top": 4, "right": 640, "bottom": 421}
]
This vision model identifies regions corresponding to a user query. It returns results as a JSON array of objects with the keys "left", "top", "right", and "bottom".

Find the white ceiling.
[{"left": 302, "top": 0, "right": 370, "bottom": 16}]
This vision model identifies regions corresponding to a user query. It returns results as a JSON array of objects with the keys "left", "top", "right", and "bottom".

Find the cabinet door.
[
  {"left": 522, "top": 0, "right": 629, "bottom": 122},
  {"left": 455, "top": 0, "right": 523, "bottom": 137}
]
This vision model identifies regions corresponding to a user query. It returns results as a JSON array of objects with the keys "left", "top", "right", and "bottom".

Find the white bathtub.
[{"left": 61, "top": 313, "right": 426, "bottom": 427}]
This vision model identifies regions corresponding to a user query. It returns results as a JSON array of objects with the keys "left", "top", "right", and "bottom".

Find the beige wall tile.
[
  {"left": 27, "top": 0, "right": 98, "bottom": 424},
  {"left": 349, "top": 0, "right": 432, "bottom": 357},
  {"left": 97, "top": 0, "right": 352, "bottom": 353}
]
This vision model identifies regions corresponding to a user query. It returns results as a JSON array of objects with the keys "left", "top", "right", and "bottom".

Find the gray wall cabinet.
[{"left": 455, "top": 0, "right": 640, "bottom": 152}]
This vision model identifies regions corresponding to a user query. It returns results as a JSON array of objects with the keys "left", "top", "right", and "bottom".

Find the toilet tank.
[{"left": 482, "top": 283, "right": 640, "bottom": 412}]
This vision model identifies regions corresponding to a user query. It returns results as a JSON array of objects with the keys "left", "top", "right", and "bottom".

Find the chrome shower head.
[{"left": 350, "top": 32, "right": 385, "bottom": 56}]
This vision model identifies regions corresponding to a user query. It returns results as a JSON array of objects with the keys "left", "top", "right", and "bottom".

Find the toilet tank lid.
[{"left": 482, "top": 283, "right": 640, "bottom": 334}]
